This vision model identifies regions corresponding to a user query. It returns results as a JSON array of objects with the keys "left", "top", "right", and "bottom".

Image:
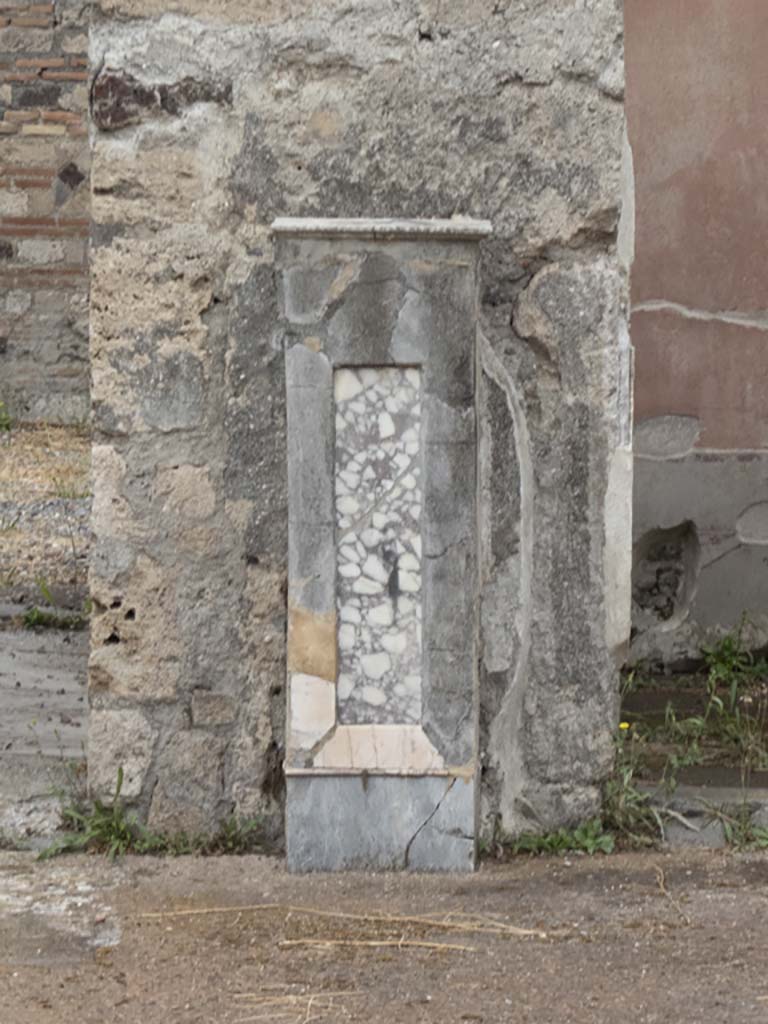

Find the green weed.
[
  {"left": 40, "top": 767, "right": 271, "bottom": 861},
  {"left": 720, "top": 804, "right": 768, "bottom": 850},
  {"left": 22, "top": 577, "right": 89, "bottom": 630},
  {"left": 0, "top": 402, "right": 11, "bottom": 432},
  {"left": 512, "top": 819, "right": 615, "bottom": 856},
  {"left": 40, "top": 766, "right": 139, "bottom": 860},
  {"left": 23, "top": 606, "right": 87, "bottom": 630},
  {"left": 602, "top": 726, "right": 663, "bottom": 846}
]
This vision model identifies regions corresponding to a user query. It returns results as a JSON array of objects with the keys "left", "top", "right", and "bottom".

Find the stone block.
[
  {"left": 191, "top": 691, "right": 236, "bottom": 727},
  {"left": 148, "top": 731, "right": 227, "bottom": 835},
  {"left": 88, "top": 709, "right": 157, "bottom": 800}
]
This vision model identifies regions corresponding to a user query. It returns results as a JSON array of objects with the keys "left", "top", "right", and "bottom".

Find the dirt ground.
[{"left": 0, "top": 848, "right": 767, "bottom": 1024}]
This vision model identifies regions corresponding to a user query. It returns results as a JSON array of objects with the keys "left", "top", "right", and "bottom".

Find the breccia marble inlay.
[{"left": 334, "top": 366, "right": 423, "bottom": 725}]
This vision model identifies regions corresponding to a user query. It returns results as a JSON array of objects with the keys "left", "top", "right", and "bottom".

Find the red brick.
[
  {"left": 0, "top": 177, "right": 50, "bottom": 189},
  {"left": 4, "top": 110, "right": 37, "bottom": 122},
  {"left": 15, "top": 57, "right": 66, "bottom": 69},
  {"left": 40, "top": 71, "right": 88, "bottom": 81},
  {"left": 0, "top": 73, "right": 38, "bottom": 83},
  {"left": 41, "top": 110, "right": 81, "bottom": 123},
  {"left": 10, "top": 16, "right": 51, "bottom": 27},
  {"left": 1, "top": 216, "right": 88, "bottom": 228},
  {"left": 0, "top": 165, "right": 54, "bottom": 178}
]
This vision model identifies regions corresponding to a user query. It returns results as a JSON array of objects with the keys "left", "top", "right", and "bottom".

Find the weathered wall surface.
[
  {"left": 88, "top": 0, "right": 629, "bottom": 839},
  {"left": 0, "top": 0, "right": 90, "bottom": 424},
  {"left": 626, "top": 0, "right": 768, "bottom": 665}
]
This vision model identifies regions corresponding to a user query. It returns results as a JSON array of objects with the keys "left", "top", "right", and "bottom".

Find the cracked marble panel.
[{"left": 334, "top": 366, "right": 423, "bottom": 724}]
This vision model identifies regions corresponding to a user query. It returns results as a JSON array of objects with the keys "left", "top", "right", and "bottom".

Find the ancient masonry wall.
[
  {"left": 87, "top": 0, "right": 630, "bottom": 841},
  {"left": 0, "top": 0, "right": 90, "bottom": 424},
  {"left": 626, "top": 0, "right": 768, "bottom": 666}
]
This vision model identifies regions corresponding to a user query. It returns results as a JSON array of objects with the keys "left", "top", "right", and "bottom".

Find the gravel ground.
[{"left": 1, "top": 847, "right": 768, "bottom": 1024}]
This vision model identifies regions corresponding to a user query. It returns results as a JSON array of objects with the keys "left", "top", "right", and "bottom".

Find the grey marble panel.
[
  {"left": 286, "top": 773, "right": 476, "bottom": 871},
  {"left": 423, "top": 442, "right": 476, "bottom": 557},
  {"left": 422, "top": 647, "right": 475, "bottom": 765},
  {"left": 288, "top": 522, "right": 335, "bottom": 616},
  {"left": 423, "top": 541, "right": 475, "bottom": 652},
  {"left": 286, "top": 384, "right": 334, "bottom": 525}
]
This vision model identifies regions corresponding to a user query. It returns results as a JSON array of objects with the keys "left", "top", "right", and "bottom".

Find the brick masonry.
[{"left": 0, "top": 0, "right": 89, "bottom": 424}]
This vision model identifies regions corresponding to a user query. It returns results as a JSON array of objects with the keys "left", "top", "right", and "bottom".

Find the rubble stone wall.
[
  {"left": 0, "top": 0, "right": 90, "bottom": 424},
  {"left": 87, "top": 0, "right": 630, "bottom": 840}
]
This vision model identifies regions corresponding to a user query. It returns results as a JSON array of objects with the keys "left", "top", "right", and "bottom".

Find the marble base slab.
[{"left": 286, "top": 774, "right": 476, "bottom": 872}]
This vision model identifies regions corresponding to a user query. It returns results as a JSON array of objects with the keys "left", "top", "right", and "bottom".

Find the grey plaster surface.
[
  {"left": 286, "top": 774, "right": 475, "bottom": 872},
  {"left": 632, "top": 452, "right": 768, "bottom": 662}
]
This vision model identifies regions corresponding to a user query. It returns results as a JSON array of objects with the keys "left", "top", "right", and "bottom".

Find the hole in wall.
[{"left": 631, "top": 521, "right": 701, "bottom": 634}]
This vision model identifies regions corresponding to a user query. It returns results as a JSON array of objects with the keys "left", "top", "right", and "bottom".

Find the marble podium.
[{"left": 275, "top": 217, "right": 491, "bottom": 871}]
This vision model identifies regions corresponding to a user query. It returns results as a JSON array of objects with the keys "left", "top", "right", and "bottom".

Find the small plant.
[
  {"left": 602, "top": 724, "right": 663, "bottom": 846},
  {"left": 202, "top": 814, "right": 267, "bottom": 855},
  {"left": 50, "top": 471, "right": 90, "bottom": 500},
  {"left": 40, "top": 766, "right": 140, "bottom": 860},
  {"left": 23, "top": 606, "right": 87, "bottom": 630},
  {"left": 22, "top": 577, "right": 90, "bottom": 630},
  {"left": 0, "top": 401, "right": 11, "bottom": 432},
  {"left": 721, "top": 804, "right": 768, "bottom": 850},
  {"left": 513, "top": 819, "right": 615, "bottom": 856},
  {"left": 41, "top": 767, "right": 271, "bottom": 861}
]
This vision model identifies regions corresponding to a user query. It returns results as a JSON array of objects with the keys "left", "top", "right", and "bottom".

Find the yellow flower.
[{"left": 619, "top": 721, "right": 630, "bottom": 730}]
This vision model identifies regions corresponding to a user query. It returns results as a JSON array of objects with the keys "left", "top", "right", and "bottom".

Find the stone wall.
[
  {"left": 0, "top": 0, "right": 90, "bottom": 424},
  {"left": 626, "top": 0, "right": 768, "bottom": 666},
  {"left": 87, "top": 0, "right": 630, "bottom": 841}
]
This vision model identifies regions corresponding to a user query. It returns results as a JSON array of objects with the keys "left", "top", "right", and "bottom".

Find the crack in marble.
[{"left": 403, "top": 777, "right": 456, "bottom": 868}]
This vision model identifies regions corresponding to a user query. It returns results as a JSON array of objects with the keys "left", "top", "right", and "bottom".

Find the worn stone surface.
[
  {"left": 88, "top": 709, "right": 156, "bottom": 801},
  {"left": 0, "top": 0, "right": 90, "bottom": 424},
  {"left": 147, "top": 730, "right": 227, "bottom": 835},
  {"left": 87, "top": 0, "right": 630, "bottom": 847}
]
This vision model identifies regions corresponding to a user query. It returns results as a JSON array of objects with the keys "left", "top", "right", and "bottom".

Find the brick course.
[{"left": 0, "top": 0, "right": 89, "bottom": 423}]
